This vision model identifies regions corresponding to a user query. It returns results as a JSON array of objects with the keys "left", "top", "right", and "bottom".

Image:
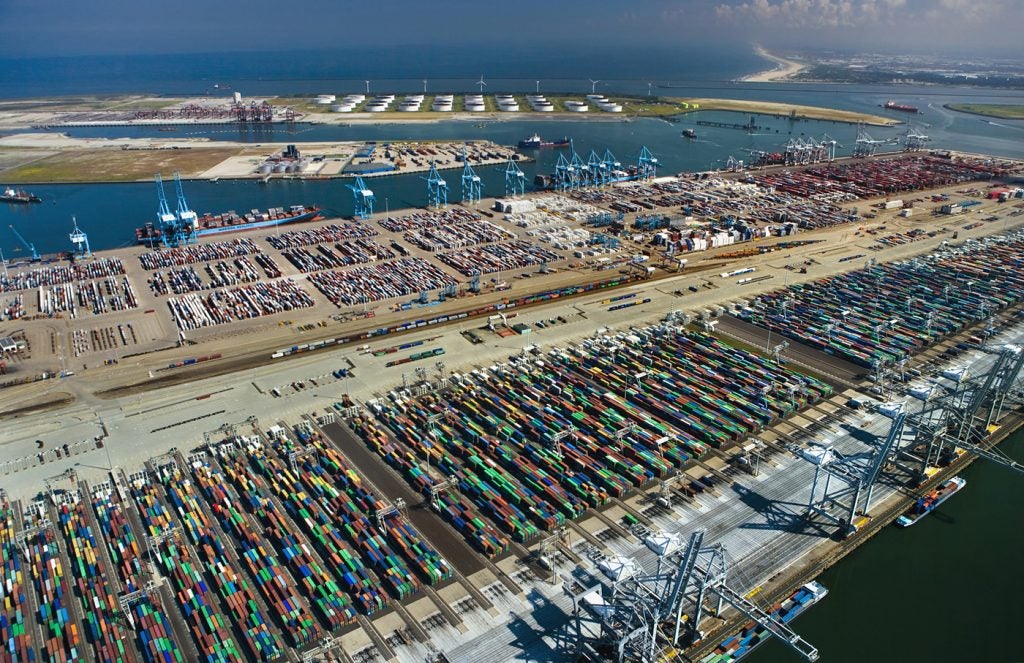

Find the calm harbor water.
[
  {"left": 3, "top": 85, "right": 1024, "bottom": 258},
  {"left": 751, "top": 429, "right": 1024, "bottom": 663}
]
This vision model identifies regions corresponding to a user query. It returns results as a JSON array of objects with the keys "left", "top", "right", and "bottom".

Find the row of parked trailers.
[
  {"left": 351, "top": 327, "right": 831, "bottom": 549},
  {"left": 0, "top": 419, "right": 459, "bottom": 663},
  {"left": 736, "top": 231, "right": 1024, "bottom": 367}
]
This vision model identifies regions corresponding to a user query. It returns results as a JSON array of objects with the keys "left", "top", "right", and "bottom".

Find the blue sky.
[{"left": 0, "top": 0, "right": 1019, "bottom": 58}]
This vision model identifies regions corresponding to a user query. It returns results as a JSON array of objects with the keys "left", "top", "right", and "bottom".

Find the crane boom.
[{"left": 8, "top": 225, "right": 40, "bottom": 261}]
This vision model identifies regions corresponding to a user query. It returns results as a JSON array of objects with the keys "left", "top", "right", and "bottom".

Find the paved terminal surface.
[{"left": 2, "top": 174, "right": 1024, "bottom": 661}]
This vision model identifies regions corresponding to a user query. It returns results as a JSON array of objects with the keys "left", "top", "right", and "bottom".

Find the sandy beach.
[
  {"left": 676, "top": 98, "right": 898, "bottom": 126},
  {"left": 741, "top": 44, "right": 808, "bottom": 82}
]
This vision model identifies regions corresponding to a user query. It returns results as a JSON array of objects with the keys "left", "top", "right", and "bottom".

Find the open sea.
[{"left": 2, "top": 46, "right": 1024, "bottom": 661}]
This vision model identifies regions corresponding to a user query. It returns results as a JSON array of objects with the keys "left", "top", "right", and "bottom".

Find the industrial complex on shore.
[{"left": 2, "top": 101, "right": 1024, "bottom": 663}]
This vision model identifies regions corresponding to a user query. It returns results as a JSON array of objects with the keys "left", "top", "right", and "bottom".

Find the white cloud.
[{"left": 714, "top": 0, "right": 1010, "bottom": 28}]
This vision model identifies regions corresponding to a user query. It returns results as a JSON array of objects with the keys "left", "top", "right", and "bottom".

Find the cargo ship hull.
[
  {"left": 534, "top": 169, "right": 638, "bottom": 190},
  {"left": 136, "top": 206, "right": 321, "bottom": 245},
  {"left": 1, "top": 187, "right": 41, "bottom": 203},
  {"left": 882, "top": 100, "right": 920, "bottom": 114},
  {"left": 700, "top": 582, "right": 828, "bottom": 662},
  {"left": 518, "top": 134, "right": 570, "bottom": 149},
  {"left": 896, "top": 476, "right": 965, "bottom": 527}
]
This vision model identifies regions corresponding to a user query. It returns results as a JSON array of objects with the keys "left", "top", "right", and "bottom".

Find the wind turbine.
[
  {"left": 423, "top": 79, "right": 427, "bottom": 94},
  {"left": 365, "top": 80, "right": 370, "bottom": 94},
  {"left": 647, "top": 81, "right": 653, "bottom": 96},
  {"left": 476, "top": 75, "right": 487, "bottom": 93},
  {"left": 589, "top": 79, "right": 601, "bottom": 94},
  {"left": 535, "top": 80, "right": 540, "bottom": 94}
]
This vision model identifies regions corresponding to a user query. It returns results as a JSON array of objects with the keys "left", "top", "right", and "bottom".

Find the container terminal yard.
[{"left": 1, "top": 149, "right": 1024, "bottom": 662}]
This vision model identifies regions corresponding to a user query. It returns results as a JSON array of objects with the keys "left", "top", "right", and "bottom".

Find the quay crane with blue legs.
[
  {"left": 347, "top": 177, "right": 375, "bottom": 220},
  {"left": 460, "top": 147, "right": 483, "bottom": 204},
  {"left": 8, "top": 224, "right": 40, "bottom": 262},
  {"left": 424, "top": 162, "right": 448, "bottom": 209},
  {"left": 172, "top": 171, "right": 198, "bottom": 246},
  {"left": 503, "top": 155, "right": 525, "bottom": 197}
]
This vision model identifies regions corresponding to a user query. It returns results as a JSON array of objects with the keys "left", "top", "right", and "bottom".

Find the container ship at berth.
[
  {"left": 1, "top": 187, "right": 42, "bottom": 203},
  {"left": 518, "top": 133, "right": 570, "bottom": 149},
  {"left": 896, "top": 476, "right": 966, "bottom": 527},
  {"left": 136, "top": 205, "right": 322, "bottom": 245},
  {"left": 700, "top": 582, "right": 828, "bottom": 662},
  {"left": 534, "top": 165, "right": 640, "bottom": 190},
  {"left": 882, "top": 100, "right": 920, "bottom": 114}
]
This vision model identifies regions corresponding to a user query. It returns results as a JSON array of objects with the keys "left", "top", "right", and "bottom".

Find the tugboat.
[
  {"left": 518, "top": 133, "right": 570, "bottom": 149},
  {"left": 1, "top": 187, "right": 42, "bottom": 204},
  {"left": 682, "top": 128, "right": 697, "bottom": 139}
]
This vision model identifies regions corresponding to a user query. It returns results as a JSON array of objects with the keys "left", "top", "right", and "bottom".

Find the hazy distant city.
[{"left": 788, "top": 49, "right": 1024, "bottom": 88}]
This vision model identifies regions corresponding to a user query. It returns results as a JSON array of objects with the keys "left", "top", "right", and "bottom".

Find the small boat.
[
  {"left": 682, "top": 128, "right": 697, "bottom": 139},
  {"left": 1, "top": 187, "right": 42, "bottom": 204}
]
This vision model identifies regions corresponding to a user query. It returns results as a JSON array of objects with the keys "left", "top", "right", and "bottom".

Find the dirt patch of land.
[{"left": 2, "top": 147, "right": 241, "bottom": 182}]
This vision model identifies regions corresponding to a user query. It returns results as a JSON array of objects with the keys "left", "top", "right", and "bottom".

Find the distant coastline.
[{"left": 740, "top": 44, "right": 808, "bottom": 82}]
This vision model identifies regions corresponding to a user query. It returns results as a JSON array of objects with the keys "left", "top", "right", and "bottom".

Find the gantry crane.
[
  {"left": 347, "top": 176, "right": 375, "bottom": 219},
  {"left": 852, "top": 123, "right": 899, "bottom": 158},
  {"left": 153, "top": 173, "right": 179, "bottom": 248},
  {"left": 172, "top": 171, "right": 198, "bottom": 246},
  {"left": 68, "top": 217, "right": 91, "bottom": 259},
  {"left": 8, "top": 225, "right": 40, "bottom": 262},
  {"left": 805, "top": 404, "right": 909, "bottom": 535},
  {"left": 503, "top": 155, "right": 525, "bottom": 197},
  {"left": 424, "top": 162, "right": 448, "bottom": 208},
  {"left": 568, "top": 529, "right": 819, "bottom": 662},
  {"left": 637, "top": 146, "right": 658, "bottom": 180},
  {"left": 460, "top": 147, "right": 483, "bottom": 204}
]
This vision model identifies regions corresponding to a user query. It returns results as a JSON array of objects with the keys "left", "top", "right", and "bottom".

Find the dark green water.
[{"left": 750, "top": 429, "right": 1024, "bottom": 663}]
